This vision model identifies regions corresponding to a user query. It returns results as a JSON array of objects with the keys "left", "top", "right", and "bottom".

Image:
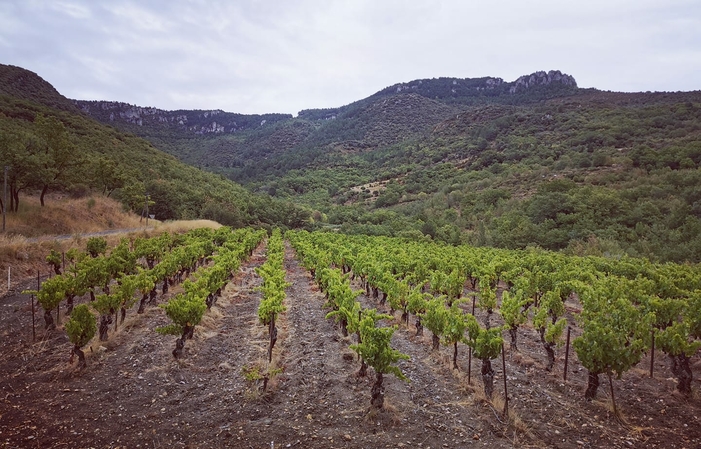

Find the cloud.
[{"left": 0, "top": 0, "right": 699, "bottom": 114}]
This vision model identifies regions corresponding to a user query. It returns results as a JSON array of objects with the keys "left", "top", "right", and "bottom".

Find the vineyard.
[{"left": 0, "top": 227, "right": 700, "bottom": 448}]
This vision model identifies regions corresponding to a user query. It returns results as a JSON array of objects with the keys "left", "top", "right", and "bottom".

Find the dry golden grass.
[
  {"left": 149, "top": 219, "right": 221, "bottom": 234},
  {"left": 4, "top": 194, "right": 143, "bottom": 237},
  {"left": 0, "top": 193, "right": 223, "bottom": 295}
]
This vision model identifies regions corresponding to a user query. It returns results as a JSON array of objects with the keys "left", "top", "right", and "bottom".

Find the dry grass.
[
  {"left": 150, "top": 219, "right": 221, "bottom": 234},
  {"left": 0, "top": 194, "right": 224, "bottom": 296},
  {"left": 5, "top": 194, "right": 142, "bottom": 237}
]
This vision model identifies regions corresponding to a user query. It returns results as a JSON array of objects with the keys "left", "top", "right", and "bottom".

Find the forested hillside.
[
  {"left": 74, "top": 67, "right": 701, "bottom": 262},
  {"left": 0, "top": 64, "right": 310, "bottom": 230}
]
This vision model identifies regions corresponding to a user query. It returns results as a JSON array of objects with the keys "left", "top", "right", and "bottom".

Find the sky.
[{"left": 1, "top": 0, "right": 700, "bottom": 115}]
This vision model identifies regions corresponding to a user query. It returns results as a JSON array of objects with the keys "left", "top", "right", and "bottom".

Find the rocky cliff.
[
  {"left": 74, "top": 100, "right": 292, "bottom": 135},
  {"left": 509, "top": 70, "right": 577, "bottom": 94}
]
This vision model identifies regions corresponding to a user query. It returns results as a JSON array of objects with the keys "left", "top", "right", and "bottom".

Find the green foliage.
[
  {"left": 256, "top": 229, "right": 290, "bottom": 325},
  {"left": 157, "top": 292, "right": 207, "bottom": 336},
  {"left": 46, "top": 249, "right": 62, "bottom": 274},
  {"left": 93, "top": 292, "right": 121, "bottom": 316},
  {"left": 500, "top": 290, "right": 529, "bottom": 331},
  {"left": 421, "top": 296, "right": 448, "bottom": 340},
  {"left": 29, "top": 275, "right": 66, "bottom": 313},
  {"left": 406, "top": 286, "right": 429, "bottom": 316},
  {"left": 64, "top": 304, "right": 97, "bottom": 349},
  {"left": 533, "top": 290, "right": 567, "bottom": 345},
  {"left": 442, "top": 303, "right": 468, "bottom": 347},
  {"left": 464, "top": 313, "right": 503, "bottom": 360},
  {"left": 655, "top": 321, "right": 701, "bottom": 358},
  {"left": 86, "top": 237, "right": 108, "bottom": 258},
  {"left": 350, "top": 313, "right": 409, "bottom": 381},
  {"left": 573, "top": 279, "right": 652, "bottom": 379}
]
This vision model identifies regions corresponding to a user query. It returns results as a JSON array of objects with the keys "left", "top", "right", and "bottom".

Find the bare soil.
[{"left": 0, "top": 242, "right": 700, "bottom": 448}]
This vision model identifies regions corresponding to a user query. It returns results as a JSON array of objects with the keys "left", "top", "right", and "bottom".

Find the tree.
[
  {"left": 90, "top": 156, "right": 125, "bottom": 197},
  {"left": 65, "top": 304, "right": 97, "bottom": 368},
  {"left": 35, "top": 114, "right": 82, "bottom": 206},
  {"left": 93, "top": 292, "right": 120, "bottom": 341},
  {"left": 651, "top": 295, "right": 701, "bottom": 397},
  {"left": 0, "top": 130, "right": 45, "bottom": 212}
]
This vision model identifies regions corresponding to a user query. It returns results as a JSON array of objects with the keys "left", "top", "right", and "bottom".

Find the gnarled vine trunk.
[
  {"left": 268, "top": 319, "right": 278, "bottom": 363},
  {"left": 43, "top": 309, "right": 55, "bottom": 330},
  {"left": 432, "top": 333, "right": 440, "bottom": 351},
  {"left": 371, "top": 372, "right": 384, "bottom": 409},
  {"left": 509, "top": 326, "right": 518, "bottom": 352},
  {"left": 415, "top": 317, "right": 423, "bottom": 336},
  {"left": 453, "top": 341, "right": 459, "bottom": 370},
  {"left": 670, "top": 354, "right": 693, "bottom": 397},
  {"left": 66, "top": 296, "right": 75, "bottom": 315},
  {"left": 148, "top": 287, "right": 157, "bottom": 305},
  {"left": 73, "top": 345, "right": 86, "bottom": 369},
  {"left": 99, "top": 315, "right": 111, "bottom": 341},
  {"left": 172, "top": 337, "right": 185, "bottom": 358},
  {"left": 358, "top": 359, "right": 367, "bottom": 378},
  {"left": 539, "top": 327, "right": 555, "bottom": 371},
  {"left": 584, "top": 370, "right": 600, "bottom": 400},
  {"left": 137, "top": 294, "right": 148, "bottom": 314},
  {"left": 481, "top": 358, "right": 494, "bottom": 399}
]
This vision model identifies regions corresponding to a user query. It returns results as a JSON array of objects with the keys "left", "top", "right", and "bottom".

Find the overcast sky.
[{"left": 1, "top": 0, "right": 700, "bottom": 115}]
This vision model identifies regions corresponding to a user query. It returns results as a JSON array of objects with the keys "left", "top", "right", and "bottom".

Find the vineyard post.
[
  {"left": 467, "top": 295, "right": 476, "bottom": 385},
  {"left": 62, "top": 251, "right": 65, "bottom": 274},
  {"left": 563, "top": 326, "right": 571, "bottom": 382},
  {"left": 31, "top": 294, "right": 35, "bottom": 342},
  {"left": 608, "top": 373, "right": 617, "bottom": 416},
  {"left": 34, "top": 270, "right": 40, "bottom": 340},
  {"left": 649, "top": 329, "right": 655, "bottom": 378},
  {"left": 7, "top": 266, "right": 10, "bottom": 290},
  {"left": 2, "top": 165, "right": 6, "bottom": 232},
  {"left": 501, "top": 342, "right": 508, "bottom": 418}
]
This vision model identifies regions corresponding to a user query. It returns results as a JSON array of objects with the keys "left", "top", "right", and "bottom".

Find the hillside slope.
[
  {"left": 0, "top": 64, "right": 310, "bottom": 229},
  {"left": 70, "top": 66, "right": 701, "bottom": 262}
]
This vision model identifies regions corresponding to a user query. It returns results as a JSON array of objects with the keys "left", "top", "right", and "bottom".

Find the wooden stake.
[
  {"left": 31, "top": 295, "right": 36, "bottom": 342},
  {"left": 563, "top": 326, "right": 571, "bottom": 381},
  {"left": 501, "top": 342, "right": 508, "bottom": 419},
  {"left": 467, "top": 295, "right": 476, "bottom": 385},
  {"left": 650, "top": 329, "right": 655, "bottom": 378},
  {"left": 608, "top": 372, "right": 617, "bottom": 416}
]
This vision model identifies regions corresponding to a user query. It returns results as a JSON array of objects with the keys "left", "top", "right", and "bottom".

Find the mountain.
[
  {"left": 76, "top": 70, "right": 581, "bottom": 178},
  {"left": 0, "top": 64, "right": 310, "bottom": 230},
  {"left": 69, "top": 67, "right": 701, "bottom": 263},
  {"left": 0, "top": 64, "right": 79, "bottom": 113}
]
